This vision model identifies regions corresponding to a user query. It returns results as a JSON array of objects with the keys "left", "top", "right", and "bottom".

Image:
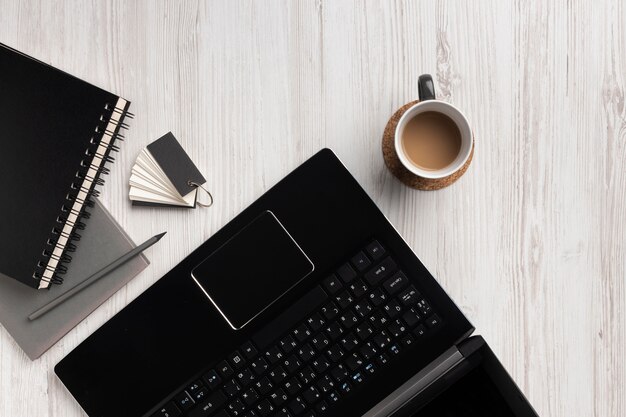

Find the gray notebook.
[{"left": 0, "top": 199, "right": 149, "bottom": 360}]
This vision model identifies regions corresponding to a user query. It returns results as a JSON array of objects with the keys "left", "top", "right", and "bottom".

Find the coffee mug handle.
[{"left": 418, "top": 74, "right": 436, "bottom": 101}]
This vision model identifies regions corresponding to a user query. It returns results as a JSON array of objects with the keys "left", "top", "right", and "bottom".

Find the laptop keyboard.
[{"left": 152, "top": 240, "right": 442, "bottom": 417}]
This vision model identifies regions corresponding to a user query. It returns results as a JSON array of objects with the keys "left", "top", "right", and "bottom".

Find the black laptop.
[{"left": 55, "top": 149, "right": 539, "bottom": 417}]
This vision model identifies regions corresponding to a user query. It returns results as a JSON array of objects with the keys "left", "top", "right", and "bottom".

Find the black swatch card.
[{"left": 147, "top": 132, "right": 206, "bottom": 197}]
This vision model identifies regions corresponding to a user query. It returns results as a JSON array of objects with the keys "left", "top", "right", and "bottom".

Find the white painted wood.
[{"left": 1, "top": 0, "right": 625, "bottom": 416}]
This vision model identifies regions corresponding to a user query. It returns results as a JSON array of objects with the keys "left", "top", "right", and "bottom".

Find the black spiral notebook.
[{"left": 0, "top": 43, "right": 132, "bottom": 290}]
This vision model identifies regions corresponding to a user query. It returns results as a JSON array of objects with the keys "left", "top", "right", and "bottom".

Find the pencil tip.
[{"left": 155, "top": 232, "right": 167, "bottom": 241}]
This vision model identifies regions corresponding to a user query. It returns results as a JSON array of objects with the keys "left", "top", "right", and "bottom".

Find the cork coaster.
[{"left": 382, "top": 100, "right": 474, "bottom": 191}]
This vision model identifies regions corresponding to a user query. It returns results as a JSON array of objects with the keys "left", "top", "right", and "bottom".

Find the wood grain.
[{"left": 1, "top": 1, "right": 625, "bottom": 416}]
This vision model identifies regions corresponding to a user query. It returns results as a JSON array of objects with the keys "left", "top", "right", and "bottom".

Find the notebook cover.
[
  {"left": 146, "top": 132, "right": 206, "bottom": 198},
  {"left": 0, "top": 199, "right": 149, "bottom": 360},
  {"left": 0, "top": 43, "right": 127, "bottom": 288}
]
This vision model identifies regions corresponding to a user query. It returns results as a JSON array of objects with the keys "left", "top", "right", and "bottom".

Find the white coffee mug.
[{"left": 394, "top": 75, "right": 473, "bottom": 179}]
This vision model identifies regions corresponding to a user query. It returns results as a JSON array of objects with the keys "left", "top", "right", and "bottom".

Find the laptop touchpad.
[{"left": 191, "top": 210, "right": 314, "bottom": 330}]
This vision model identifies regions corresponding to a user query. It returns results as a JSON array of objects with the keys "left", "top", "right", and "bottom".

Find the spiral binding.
[{"left": 33, "top": 97, "right": 131, "bottom": 289}]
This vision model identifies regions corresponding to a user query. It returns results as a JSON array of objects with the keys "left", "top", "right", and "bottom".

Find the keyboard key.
[
  {"left": 388, "top": 319, "right": 408, "bottom": 338},
  {"left": 310, "top": 333, "right": 330, "bottom": 350},
  {"left": 399, "top": 285, "right": 420, "bottom": 306},
  {"left": 303, "top": 386, "right": 322, "bottom": 404},
  {"left": 339, "top": 310, "right": 358, "bottom": 329},
  {"left": 350, "top": 251, "right": 371, "bottom": 271},
  {"left": 359, "top": 342, "right": 378, "bottom": 360},
  {"left": 354, "top": 299, "right": 373, "bottom": 318},
  {"left": 349, "top": 279, "right": 368, "bottom": 298},
  {"left": 329, "top": 390, "right": 341, "bottom": 403},
  {"left": 270, "top": 388, "right": 289, "bottom": 406},
  {"left": 275, "top": 410, "right": 293, "bottom": 417},
  {"left": 237, "top": 367, "right": 256, "bottom": 386},
  {"left": 202, "top": 370, "right": 221, "bottom": 389},
  {"left": 316, "top": 375, "right": 335, "bottom": 393},
  {"left": 242, "top": 387, "right": 260, "bottom": 406},
  {"left": 217, "top": 360, "right": 234, "bottom": 378},
  {"left": 293, "top": 323, "right": 312, "bottom": 342},
  {"left": 336, "top": 263, "right": 357, "bottom": 283},
  {"left": 326, "top": 345, "right": 344, "bottom": 362},
  {"left": 364, "top": 362, "right": 376, "bottom": 375},
  {"left": 280, "top": 335, "right": 298, "bottom": 354},
  {"left": 413, "top": 325, "right": 427, "bottom": 338},
  {"left": 188, "top": 391, "right": 227, "bottom": 417},
  {"left": 229, "top": 351, "right": 246, "bottom": 369},
  {"left": 373, "top": 331, "right": 392, "bottom": 349},
  {"left": 269, "top": 366, "right": 288, "bottom": 384},
  {"left": 311, "top": 355, "right": 330, "bottom": 373},
  {"left": 364, "top": 257, "right": 397, "bottom": 286},
  {"left": 193, "top": 388, "right": 209, "bottom": 402},
  {"left": 187, "top": 380, "right": 203, "bottom": 394},
  {"left": 288, "top": 397, "right": 307, "bottom": 415},
  {"left": 256, "top": 399, "right": 275, "bottom": 417},
  {"left": 251, "top": 357, "right": 269, "bottom": 375},
  {"left": 335, "top": 291, "right": 354, "bottom": 309},
  {"left": 417, "top": 298, "right": 433, "bottom": 316},
  {"left": 383, "top": 272, "right": 409, "bottom": 295},
  {"left": 223, "top": 379, "right": 241, "bottom": 397},
  {"left": 298, "top": 366, "right": 316, "bottom": 385},
  {"left": 315, "top": 400, "right": 329, "bottom": 413},
  {"left": 297, "top": 344, "right": 316, "bottom": 362},
  {"left": 377, "top": 353, "right": 389, "bottom": 366},
  {"left": 321, "top": 302, "right": 339, "bottom": 320},
  {"left": 331, "top": 364, "right": 349, "bottom": 382},
  {"left": 368, "top": 288, "right": 387, "bottom": 306},
  {"left": 325, "top": 322, "right": 345, "bottom": 340},
  {"left": 369, "top": 311, "right": 389, "bottom": 330},
  {"left": 425, "top": 314, "right": 442, "bottom": 328},
  {"left": 355, "top": 322, "right": 374, "bottom": 341},
  {"left": 174, "top": 391, "right": 194, "bottom": 411},
  {"left": 350, "top": 371, "right": 365, "bottom": 385},
  {"left": 402, "top": 308, "right": 421, "bottom": 327},
  {"left": 346, "top": 352, "right": 364, "bottom": 371},
  {"left": 340, "top": 333, "right": 359, "bottom": 351},
  {"left": 228, "top": 398, "right": 246, "bottom": 415},
  {"left": 306, "top": 313, "right": 325, "bottom": 332},
  {"left": 283, "top": 377, "right": 302, "bottom": 395},
  {"left": 401, "top": 333, "right": 415, "bottom": 347},
  {"left": 241, "top": 341, "right": 258, "bottom": 360},
  {"left": 252, "top": 286, "right": 328, "bottom": 350},
  {"left": 153, "top": 401, "right": 181, "bottom": 417},
  {"left": 389, "top": 343, "right": 401, "bottom": 356},
  {"left": 214, "top": 412, "right": 230, "bottom": 417},
  {"left": 244, "top": 411, "right": 260, "bottom": 417},
  {"left": 339, "top": 380, "right": 352, "bottom": 394},
  {"left": 265, "top": 346, "right": 284, "bottom": 365},
  {"left": 383, "top": 300, "right": 403, "bottom": 319},
  {"left": 255, "top": 377, "right": 274, "bottom": 395},
  {"left": 283, "top": 355, "right": 302, "bottom": 374},
  {"left": 323, "top": 274, "right": 342, "bottom": 294},
  {"left": 366, "top": 240, "right": 385, "bottom": 260}
]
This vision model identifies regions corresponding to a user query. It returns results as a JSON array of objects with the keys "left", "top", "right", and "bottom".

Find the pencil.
[{"left": 28, "top": 232, "right": 166, "bottom": 321}]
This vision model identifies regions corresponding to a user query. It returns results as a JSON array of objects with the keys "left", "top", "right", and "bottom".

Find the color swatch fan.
[{"left": 129, "top": 132, "right": 208, "bottom": 208}]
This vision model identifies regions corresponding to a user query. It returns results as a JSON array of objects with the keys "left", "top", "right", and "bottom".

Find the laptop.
[{"left": 55, "top": 149, "right": 539, "bottom": 417}]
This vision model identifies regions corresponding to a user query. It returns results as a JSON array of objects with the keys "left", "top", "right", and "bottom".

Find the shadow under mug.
[{"left": 394, "top": 75, "right": 473, "bottom": 180}]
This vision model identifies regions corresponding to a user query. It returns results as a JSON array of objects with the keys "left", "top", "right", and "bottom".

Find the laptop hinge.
[{"left": 361, "top": 346, "right": 464, "bottom": 417}]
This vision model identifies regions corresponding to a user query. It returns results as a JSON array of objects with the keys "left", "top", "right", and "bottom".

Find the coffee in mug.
[
  {"left": 394, "top": 74, "right": 473, "bottom": 180},
  {"left": 401, "top": 111, "right": 462, "bottom": 171}
]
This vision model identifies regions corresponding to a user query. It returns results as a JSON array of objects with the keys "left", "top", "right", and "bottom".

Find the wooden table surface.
[{"left": 1, "top": 1, "right": 625, "bottom": 416}]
